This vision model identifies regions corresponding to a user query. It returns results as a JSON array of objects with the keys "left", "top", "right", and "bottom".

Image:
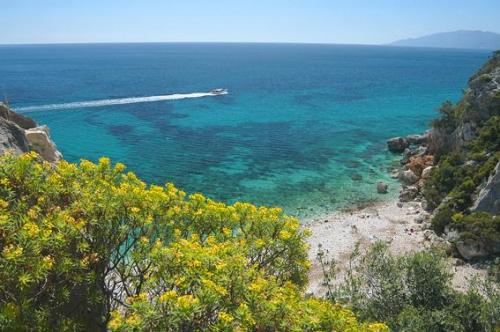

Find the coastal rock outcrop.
[
  {"left": 0, "top": 103, "right": 62, "bottom": 162},
  {"left": 0, "top": 103, "right": 37, "bottom": 129},
  {"left": 387, "top": 131, "right": 435, "bottom": 205},
  {"left": 406, "top": 132, "right": 429, "bottom": 145},
  {"left": 388, "top": 133, "right": 430, "bottom": 154},
  {"left": 406, "top": 155, "right": 434, "bottom": 177},
  {"left": 387, "top": 137, "right": 409, "bottom": 153}
]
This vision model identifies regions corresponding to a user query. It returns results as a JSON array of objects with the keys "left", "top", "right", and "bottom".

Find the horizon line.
[
  {"left": 0, "top": 41, "right": 495, "bottom": 52},
  {"left": 0, "top": 40, "right": 380, "bottom": 47}
]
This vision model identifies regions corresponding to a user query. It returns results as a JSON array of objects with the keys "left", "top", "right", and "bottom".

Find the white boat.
[{"left": 210, "top": 88, "right": 228, "bottom": 95}]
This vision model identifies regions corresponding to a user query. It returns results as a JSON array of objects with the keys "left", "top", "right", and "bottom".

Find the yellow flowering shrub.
[{"left": 0, "top": 153, "right": 386, "bottom": 331}]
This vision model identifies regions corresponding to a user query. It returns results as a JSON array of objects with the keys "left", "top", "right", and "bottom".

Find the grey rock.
[
  {"left": 387, "top": 137, "right": 409, "bottom": 153},
  {"left": 472, "top": 162, "right": 500, "bottom": 214},
  {"left": 452, "top": 121, "right": 476, "bottom": 146},
  {"left": 415, "top": 145, "right": 428, "bottom": 156},
  {"left": 0, "top": 103, "right": 37, "bottom": 129},
  {"left": 377, "top": 181, "right": 388, "bottom": 194},
  {"left": 421, "top": 166, "right": 435, "bottom": 179},
  {"left": 456, "top": 240, "right": 489, "bottom": 260},
  {"left": 415, "top": 214, "right": 426, "bottom": 224},
  {"left": 406, "top": 133, "right": 428, "bottom": 145},
  {"left": 444, "top": 226, "right": 461, "bottom": 242},
  {"left": 399, "top": 169, "right": 419, "bottom": 185},
  {"left": 0, "top": 117, "right": 30, "bottom": 156},
  {"left": 399, "top": 186, "right": 419, "bottom": 202}
]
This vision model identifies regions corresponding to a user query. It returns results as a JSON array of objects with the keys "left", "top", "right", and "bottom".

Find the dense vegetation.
[
  {"left": 422, "top": 51, "right": 500, "bottom": 256},
  {"left": 0, "top": 153, "right": 385, "bottom": 331},
  {"left": 319, "top": 242, "right": 500, "bottom": 331}
]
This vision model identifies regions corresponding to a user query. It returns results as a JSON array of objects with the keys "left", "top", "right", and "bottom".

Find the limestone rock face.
[
  {"left": 472, "top": 162, "right": 500, "bottom": 214},
  {"left": 0, "top": 117, "right": 31, "bottom": 155},
  {"left": 452, "top": 121, "right": 477, "bottom": 147},
  {"left": 0, "top": 104, "right": 62, "bottom": 163},
  {"left": 25, "top": 126, "right": 63, "bottom": 162}
]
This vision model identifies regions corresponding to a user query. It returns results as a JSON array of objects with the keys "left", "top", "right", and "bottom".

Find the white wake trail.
[{"left": 16, "top": 91, "right": 228, "bottom": 112}]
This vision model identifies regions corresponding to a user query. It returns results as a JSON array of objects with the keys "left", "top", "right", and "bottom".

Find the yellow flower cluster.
[{"left": 2, "top": 244, "right": 23, "bottom": 260}]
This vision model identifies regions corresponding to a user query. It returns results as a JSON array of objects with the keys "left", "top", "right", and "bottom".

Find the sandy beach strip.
[{"left": 304, "top": 198, "right": 488, "bottom": 296}]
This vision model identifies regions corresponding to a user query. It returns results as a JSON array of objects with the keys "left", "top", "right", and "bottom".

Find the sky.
[{"left": 1, "top": 0, "right": 500, "bottom": 45}]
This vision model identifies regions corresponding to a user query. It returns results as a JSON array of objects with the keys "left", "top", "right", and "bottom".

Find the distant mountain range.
[{"left": 389, "top": 30, "right": 500, "bottom": 50}]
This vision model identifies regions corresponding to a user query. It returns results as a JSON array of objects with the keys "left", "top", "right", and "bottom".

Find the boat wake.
[{"left": 16, "top": 91, "right": 228, "bottom": 112}]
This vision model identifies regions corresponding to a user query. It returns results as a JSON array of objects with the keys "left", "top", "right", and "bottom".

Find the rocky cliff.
[
  {"left": 0, "top": 103, "right": 62, "bottom": 162},
  {"left": 387, "top": 50, "right": 500, "bottom": 261}
]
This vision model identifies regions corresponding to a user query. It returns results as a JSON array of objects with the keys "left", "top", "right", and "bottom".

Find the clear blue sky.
[{"left": 2, "top": 0, "right": 500, "bottom": 45}]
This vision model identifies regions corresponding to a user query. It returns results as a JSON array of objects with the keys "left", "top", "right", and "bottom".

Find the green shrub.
[
  {"left": 321, "top": 243, "right": 500, "bottom": 331},
  {"left": 431, "top": 101, "right": 458, "bottom": 132}
]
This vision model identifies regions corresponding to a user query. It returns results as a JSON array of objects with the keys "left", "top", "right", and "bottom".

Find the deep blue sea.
[{"left": 0, "top": 43, "right": 490, "bottom": 218}]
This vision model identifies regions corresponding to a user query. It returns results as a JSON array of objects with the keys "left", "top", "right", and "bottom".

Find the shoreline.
[{"left": 304, "top": 193, "right": 488, "bottom": 296}]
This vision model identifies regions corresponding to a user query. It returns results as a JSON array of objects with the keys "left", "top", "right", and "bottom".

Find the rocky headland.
[{"left": 0, "top": 102, "right": 62, "bottom": 162}]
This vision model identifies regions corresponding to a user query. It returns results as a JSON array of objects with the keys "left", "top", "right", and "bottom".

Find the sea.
[{"left": 0, "top": 43, "right": 490, "bottom": 218}]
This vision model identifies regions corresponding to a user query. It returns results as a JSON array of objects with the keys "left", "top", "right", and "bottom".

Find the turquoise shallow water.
[{"left": 0, "top": 43, "right": 490, "bottom": 218}]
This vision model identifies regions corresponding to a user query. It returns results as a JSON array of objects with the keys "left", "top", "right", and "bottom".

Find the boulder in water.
[
  {"left": 387, "top": 137, "right": 409, "bottom": 153},
  {"left": 376, "top": 181, "right": 388, "bottom": 194}
]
